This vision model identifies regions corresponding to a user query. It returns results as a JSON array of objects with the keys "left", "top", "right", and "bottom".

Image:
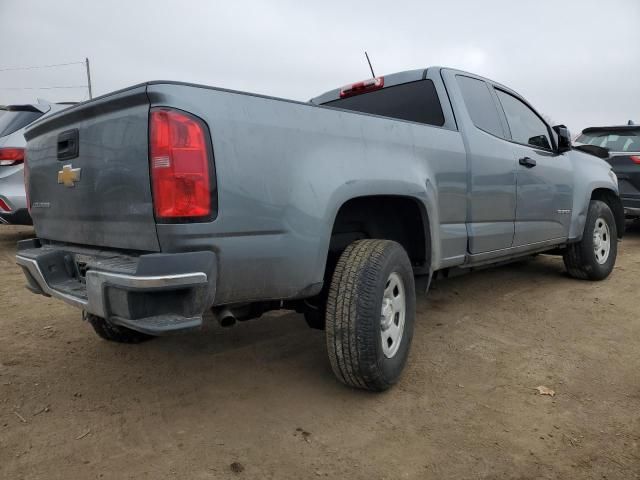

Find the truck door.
[
  {"left": 442, "top": 70, "right": 517, "bottom": 254},
  {"left": 491, "top": 87, "right": 573, "bottom": 246}
]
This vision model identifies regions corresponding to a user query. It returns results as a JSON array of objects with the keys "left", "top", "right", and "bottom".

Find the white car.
[{"left": 0, "top": 100, "right": 73, "bottom": 224}]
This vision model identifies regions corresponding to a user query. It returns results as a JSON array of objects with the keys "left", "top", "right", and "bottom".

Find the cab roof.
[{"left": 309, "top": 66, "right": 519, "bottom": 105}]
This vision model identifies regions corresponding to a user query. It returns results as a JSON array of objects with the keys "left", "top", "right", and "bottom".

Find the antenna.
[
  {"left": 364, "top": 51, "right": 376, "bottom": 78},
  {"left": 85, "top": 57, "right": 93, "bottom": 99}
]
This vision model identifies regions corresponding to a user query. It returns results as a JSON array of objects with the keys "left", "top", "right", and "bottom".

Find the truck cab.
[{"left": 313, "top": 68, "right": 623, "bottom": 265}]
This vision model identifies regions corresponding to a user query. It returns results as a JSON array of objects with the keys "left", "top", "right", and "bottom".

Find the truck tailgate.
[{"left": 24, "top": 85, "right": 160, "bottom": 251}]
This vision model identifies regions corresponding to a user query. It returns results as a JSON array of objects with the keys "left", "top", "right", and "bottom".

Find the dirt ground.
[{"left": 0, "top": 225, "right": 639, "bottom": 480}]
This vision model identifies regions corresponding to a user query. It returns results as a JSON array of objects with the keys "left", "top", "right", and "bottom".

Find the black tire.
[
  {"left": 563, "top": 200, "right": 618, "bottom": 280},
  {"left": 325, "top": 239, "right": 415, "bottom": 391},
  {"left": 85, "top": 312, "right": 154, "bottom": 344}
]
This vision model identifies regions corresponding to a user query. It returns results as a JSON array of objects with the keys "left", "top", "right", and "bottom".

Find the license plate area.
[{"left": 73, "top": 253, "right": 95, "bottom": 283}]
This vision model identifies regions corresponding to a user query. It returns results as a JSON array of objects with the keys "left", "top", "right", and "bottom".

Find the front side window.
[{"left": 495, "top": 90, "right": 552, "bottom": 150}]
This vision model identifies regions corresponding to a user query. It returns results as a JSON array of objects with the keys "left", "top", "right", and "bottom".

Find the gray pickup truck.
[{"left": 17, "top": 67, "right": 623, "bottom": 391}]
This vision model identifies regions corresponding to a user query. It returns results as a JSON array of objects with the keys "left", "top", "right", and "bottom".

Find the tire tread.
[
  {"left": 563, "top": 199, "right": 617, "bottom": 281},
  {"left": 326, "top": 239, "right": 413, "bottom": 391}
]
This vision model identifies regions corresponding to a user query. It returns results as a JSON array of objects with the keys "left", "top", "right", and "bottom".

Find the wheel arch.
[{"left": 326, "top": 194, "right": 434, "bottom": 274}]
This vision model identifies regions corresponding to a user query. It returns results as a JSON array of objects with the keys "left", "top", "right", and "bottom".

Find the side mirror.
[{"left": 553, "top": 125, "right": 572, "bottom": 153}]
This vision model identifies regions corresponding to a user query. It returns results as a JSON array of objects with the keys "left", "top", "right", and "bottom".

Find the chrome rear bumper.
[{"left": 16, "top": 241, "right": 216, "bottom": 335}]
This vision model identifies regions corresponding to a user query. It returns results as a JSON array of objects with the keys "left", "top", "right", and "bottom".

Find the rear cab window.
[
  {"left": 321, "top": 80, "right": 445, "bottom": 127},
  {"left": 0, "top": 108, "right": 44, "bottom": 138},
  {"left": 456, "top": 75, "right": 505, "bottom": 138},
  {"left": 576, "top": 129, "right": 640, "bottom": 152}
]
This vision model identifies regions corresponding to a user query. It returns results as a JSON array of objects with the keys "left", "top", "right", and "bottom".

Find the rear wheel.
[
  {"left": 325, "top": 239, "right": 415, "bottom": 391},
  {"left": 85, "top": 312, "right": 154, "bottom": 344},
  {"left": 563, "top": 200, "right": 617, "bottom": 280}
]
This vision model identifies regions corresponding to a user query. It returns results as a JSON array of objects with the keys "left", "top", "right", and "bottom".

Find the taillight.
[
  {"left": 149, "top": 108, "right": 213, "bottom": 220},
  {"left": 339, "top": 77, "right": 384, "bottom": 98},
  {"left": 0, "top": 198, "right": 11, "bottom": 212},
  {"left": 630, "top": 155, "right": 640, "bottom": 164},
  {"left": 0, "top": 148, "right": 25, "bottom": 166}
]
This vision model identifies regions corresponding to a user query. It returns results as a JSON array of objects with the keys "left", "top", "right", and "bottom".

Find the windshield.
[
  {"left": 0, "top": 109, "right": 44, "bottom": 137},
  {"left": 576, "top": 129, "right": 640, "bottom": 152}
]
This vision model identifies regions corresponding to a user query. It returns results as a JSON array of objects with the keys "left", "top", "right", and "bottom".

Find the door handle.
[
  {"left": 519, "top": 157, "right": 537, "bottom": 168},
  {"left": 57, "top": 129, "right": 79, "bottom": 160}
]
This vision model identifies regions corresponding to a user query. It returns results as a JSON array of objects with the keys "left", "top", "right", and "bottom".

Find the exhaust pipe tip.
[
  {"left": 215, "top": 307, "right": 236, "bottom": 327},
  {"left": 219, "top": 315, "right": 236, "bottom": 327}
]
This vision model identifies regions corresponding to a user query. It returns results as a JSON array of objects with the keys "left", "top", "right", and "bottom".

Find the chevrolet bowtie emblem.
[{"left": 57, "top": 164, "right": 81, "bottom": 187}]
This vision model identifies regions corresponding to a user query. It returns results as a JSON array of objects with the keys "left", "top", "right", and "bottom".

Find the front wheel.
[
  {"left": 325, "top": 239, "right": 416, "bottom": 391},
  {"left": 563, "top": 200, "right": 618, "bottom": 280}
]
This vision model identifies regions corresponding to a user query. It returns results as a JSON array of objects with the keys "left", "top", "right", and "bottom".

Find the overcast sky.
[{"left": 1, "top": 0, "right": 638, "bottom": 133}]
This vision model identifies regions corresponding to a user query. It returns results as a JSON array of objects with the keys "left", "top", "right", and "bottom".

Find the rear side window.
[
  {"left": 0, "top": 110, "right": 43, "bottom": 137},
  {"left": 576, "top": 129, "right": 640, "bottom": 152},
  {"left": 456, "top": 75, "right": 504, "bottom": 138},
  {"left": 495, "top": 90, "right": 552, "bottom": 150},
  {"left": 322, "top": 80, "right": 445, "bottom": 127}
]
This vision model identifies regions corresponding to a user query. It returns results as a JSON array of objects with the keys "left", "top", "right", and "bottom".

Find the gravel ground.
[{"left": 1, "top": 224, "right": 639, "bottom": 479}]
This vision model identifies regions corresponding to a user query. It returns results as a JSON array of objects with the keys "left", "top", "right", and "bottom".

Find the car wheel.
[
  {"left": 563, "top": 200, "right": 618, "bottom": 280},
  {"left": 85, "top": 312, "right": 154, "bottom": 344},
  {"left": 325, "top": 239, "right": 415, "bottom": 391}
]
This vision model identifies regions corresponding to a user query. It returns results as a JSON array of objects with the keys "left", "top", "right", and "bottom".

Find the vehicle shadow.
[
  {"left": 80, "top": 255, "right": 566, "bottom": 398},
  {"left": 9, "top": 225, "right": 636, "bottom": 400},
  {"left": 84, "top": 309, "right": 354, "bottom": 397}
]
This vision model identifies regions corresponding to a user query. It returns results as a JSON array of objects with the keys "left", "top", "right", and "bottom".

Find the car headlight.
[{"left": 608, "top": 169, "right": 618, "bottom": 188}]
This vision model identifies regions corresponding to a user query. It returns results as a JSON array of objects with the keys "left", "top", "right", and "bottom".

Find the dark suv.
[{"left": 576, "top": 122, "right": 640, "bottom": 218}]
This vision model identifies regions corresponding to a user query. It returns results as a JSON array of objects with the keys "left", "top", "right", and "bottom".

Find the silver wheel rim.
[
  {"left": 380, "top": 272, "right": 406, "bottom": 359},
  {"left": 593, "top": 217, "right": 611, "bottom": 265}
]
